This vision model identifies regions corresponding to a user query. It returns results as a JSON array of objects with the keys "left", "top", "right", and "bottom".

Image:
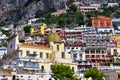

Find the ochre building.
[{"left": 90, "top": 16, "right": 113, "bottom": 27}]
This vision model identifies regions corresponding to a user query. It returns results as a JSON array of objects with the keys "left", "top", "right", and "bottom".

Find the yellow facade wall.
[
  {"left": 30, "top": 24, "right": 47, "bottom": 36},
  {"left": 18, "top": 43, "right": 78, "bottom": 74},
  {"left": 117, "top": 42, "right": 120, "bottom": 48},
  {"left": 110, "top": 35, "right": 120, "bottom": 40}
]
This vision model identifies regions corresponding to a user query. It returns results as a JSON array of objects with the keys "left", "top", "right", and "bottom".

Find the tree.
[
  {"left": 84, "top": 68, "right": 104, "bottom": 80},
  {"left": 23, "top": 25, "right": 31, "bottom": 33},
  {"left": 69, "top": 4, "right": 77, "bottom": 12},
  {"left": 51, "top": 63, "right": 78, "bottom": 80}
]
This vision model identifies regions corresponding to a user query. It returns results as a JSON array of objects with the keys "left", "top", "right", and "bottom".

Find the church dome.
[{"left": 46, "top": 33, "right": 61, "bottom": 43}]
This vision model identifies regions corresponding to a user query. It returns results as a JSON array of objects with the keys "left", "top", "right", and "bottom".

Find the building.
[
  {"left": 0, "top": 31, "right": 7, "bottom": 44},
  {"left": 110, "top": 35, "right": 120, "bottom": 48},
  {"left": 0, "top": 47, "right": 7, "bottom": 59},
  {"left": 83, "top": 34, "right": 111, "bottom": 66},
  {"left": 2, "top": 27, "right": 78, "bottom": 80},
  {"left": 112, "top": 18, "right": 120, "bottom": 29},
  {"left": 30, "top": 23, "right": 47, "bottom": 36},
  {"left": 59, "top": 29, "right": 83, "bottom": 41},
  {"left": 96, "top": 27, "right": 114, "bottom": 34},
  {"left": 79, "top": 6, "right": 98, "bottom": 13},
  {"left": 51, "top": 10, "right": 66, "bottom": 17},
  {"left": 90, "top": 16, "right": 113, "bottom": 27},
  {"left": 0, "top": 68, "right": 12, "bottom": 80},
  {"left": 110, "top": 48, "right": 120, "bottom": 62},
  {"left": 108, "top": 3, "right": 119, "bottom": 7}
]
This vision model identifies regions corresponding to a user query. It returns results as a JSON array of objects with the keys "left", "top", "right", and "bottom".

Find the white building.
[
  {"left": 0, "top": 47, "right": 7, "bottom": 58},
  {"left": 16, "top": 73, "right": 53, "bottom": 80},
  {"left": 96, "top": 27, "right": 115, "bottom": 34},
  {"left": 108, "top": 3, "right": 119, "bottom": 7}
]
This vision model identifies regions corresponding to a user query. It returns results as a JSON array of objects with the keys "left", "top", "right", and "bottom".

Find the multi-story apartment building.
[
  {"left": 83, "top": 34, "right": 111, "bottom": 66},
  {"left": 96, "top": 27, "right": 114, "bottom": 34},
  {"left": 59, "top": 29, "right": 83, "bottom": 41}
]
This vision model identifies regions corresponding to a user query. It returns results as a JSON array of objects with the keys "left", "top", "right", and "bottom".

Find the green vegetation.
[
  {"left": 37, "top": 11, "right": 85, "bottom": 28},
  {"left": 1, "top": 30, "right": 10, "bottom": 36},
  {"left": 86, "top": 4, "right": 120, "bottom": 18},
  {"left": 107, "top": 62, "right": 120, "bottom": 66},
  {"left": 36, "top": 4, "right": 85, "bottom": 28},
  {"left": 84, "top": 68, "right": 104, "bottom": 80},
  {"left": 51, "top": 63, "right": 78, "bottom": 80},
  {"left": 69, "top": 4, "right": 78, "bottom": 12},
  {"left": 23, "top": 25, "right": 31, "bottom": 33},
  {"left": 36, "top": 4, "right": 120, "bottom": 27}
]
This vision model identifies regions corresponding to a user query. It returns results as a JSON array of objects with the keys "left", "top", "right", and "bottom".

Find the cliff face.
[
  {"left": 0, "top": 0, "right": 119, "bottom": 24},
  {"left": 0, "top": 0, "right": 68, "bottom": 23}
]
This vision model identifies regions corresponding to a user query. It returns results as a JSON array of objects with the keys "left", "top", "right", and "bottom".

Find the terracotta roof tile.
[
  {"left": 21, "top": 43, "right": 51, "bottom": 50},
  {"left": 0, "top": 68, "right": 12, "bottom": 75}
]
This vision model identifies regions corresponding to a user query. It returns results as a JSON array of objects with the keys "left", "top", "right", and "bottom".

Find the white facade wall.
[
  {"left": 16, "top": 73, "right": 54, "bottom": 80},
  {"left": 97, "top": 27, "right": 115, "bottom": 34},
  {"left": 0, "top": 47, "right": 7, "bottom": 58},
  {"left": 7, "top": 35, "right": 19, "bottom": 54}
]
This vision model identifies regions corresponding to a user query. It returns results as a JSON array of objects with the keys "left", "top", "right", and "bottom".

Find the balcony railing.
[{"left": 65, "top": 43, "right": 85, "bottom": 46}]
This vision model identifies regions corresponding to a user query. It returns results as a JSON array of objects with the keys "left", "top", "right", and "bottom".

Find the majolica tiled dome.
[{"left": 46, "top": 33, "right": 61, "bottom": 43}]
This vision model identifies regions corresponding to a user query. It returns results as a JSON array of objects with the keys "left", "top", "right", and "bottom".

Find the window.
[
  {"left": 10, "top": 44, "right": 12, "bottom": 49},
  {"left": 50, "top": 65, "right": 52, "bottom": 69},
  {"left": 102, "top": 51, "right": 104, "bottom": 53},
  {"left": 41, "top": 66, "right": 44, "bottom": 72},
  {"left": 73, "top": 54, "right": 77, "bottom": 58},
  {"left": 72, "top": 67, "right": 74, "bottom": 71},
  {"left": 28, "top": 76, "right": 31, "bottom": 78},
  {"left": 57, "top": 45, "right": 59, "bottom": 50},
  {"left": 19, "top": 50, "right": 22, "bottom": 56},
  {"left": 62, "top": 52, "right": 65, "bottom": 58},
  {"left": 114, "top": 49, "right": 118, "bottom": 56},
  {"left": 72, "top": 47, "right": 74, "bottom": 49},
  {"left": 67, "top": 47, "right": 70, "bottom": 49},
  {"left": 26, "top": 51, "right": 30, "bottom": 56},
  {"left": 40, "top": 52, "right": 43, "bottom": 58},
  {"left": 46, "top": 53, "right": 49, "bottom": 58},
  {"left": 33, "top": 51, "right": 36, "bottom": 55}
]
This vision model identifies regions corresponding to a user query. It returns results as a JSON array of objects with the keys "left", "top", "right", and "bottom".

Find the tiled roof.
[
  {"left": 21, "top": 43, "right": 51, "bottom": 50},
  {"left": 0, "top": 68, "right": 12, "bottom": 75}
]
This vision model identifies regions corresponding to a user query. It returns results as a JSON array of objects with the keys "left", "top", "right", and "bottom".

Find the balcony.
[
  {"left": 23, "top": 61, "right": 39, "bottom": 69},
  {"left": 18, "top": 61, "right": 40, "bottom": 70},
  {"left": 65, "top": 43, "right": 85, "bottom": 47},
  {"left": 86, "top": 46, "right": 106, "bottom": 50}
]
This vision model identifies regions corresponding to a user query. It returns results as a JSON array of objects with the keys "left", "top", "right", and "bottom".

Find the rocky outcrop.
[
  {"left": 0, "top": 0, "right": 68, "bottom": 24},
  {"left": 0, "top": 0, "right": 120, "bottom": 24}
]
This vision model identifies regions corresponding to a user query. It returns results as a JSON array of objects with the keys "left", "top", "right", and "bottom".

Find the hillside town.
[{"left": 1, "top": 1, "right": 120, "bottom": 80}]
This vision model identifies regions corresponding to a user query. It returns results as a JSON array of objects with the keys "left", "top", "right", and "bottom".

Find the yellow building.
[
  {"left": 30, "top": 23, "right": 47, "bottom": 36},
  {"left": 110, "top": 35, "right": 120, "bottom": 48},
  {"left": 110, "top": 35, "right": 120, "bottom": 40},
  {"left": 117, "top": 42, "right": 120, "bottom": 48},
  {"left": 17, "top": 43, "right": 77, "bottom": 73}
]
